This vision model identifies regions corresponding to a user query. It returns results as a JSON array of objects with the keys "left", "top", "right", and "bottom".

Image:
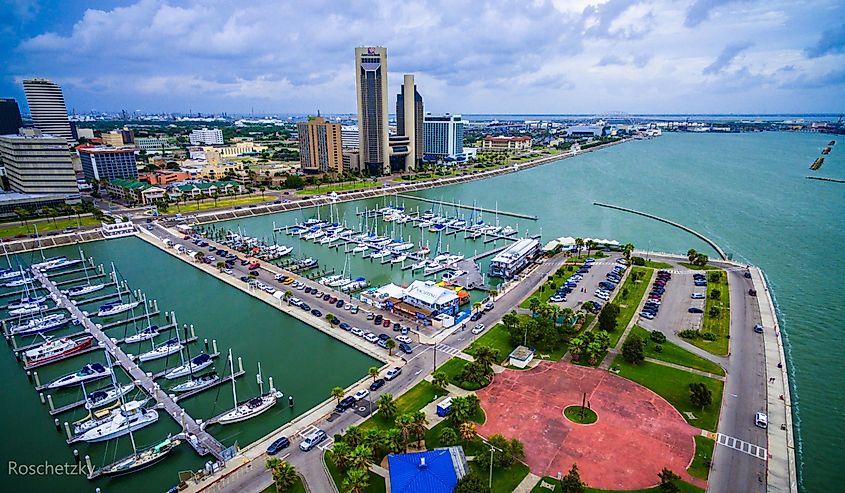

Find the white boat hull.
[{"left": 216, "top": 392, "right": 279, "bottom": 425}]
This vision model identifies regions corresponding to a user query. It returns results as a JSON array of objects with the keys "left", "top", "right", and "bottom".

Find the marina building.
[
  {"left": 78, "top": 146, "right": 139, "bottom": 182},
  {"left": 395, "top": 74, "right": 424, "bottom": 170},
  {"left": 105, "top": 178, "right": 166, "bottom": 205},
  {"left": 172, "top": 180, "right": 243, "bottom": 199},
  {"left": 297, "top": 116, "right": 343, "bottom": 174},
  {"left": 423, "top": 113, "right": 464, "bottom": 159},
  {"left": 189, "top": 128, "right": 224, "bottom": 145},
  {"left": 481, "top": 135, "right": 532, "bottom": 151},
  {"left": 0, "top": 98, "right": 23, "bottom": 135},
  {"left": 489, "top": 238, "right": 540, "bottom": 278},
  {"left": 22, "top": 78, "right": 75, "bottom": 145},
  {"left": 565, "top": 125, "right": 606, "bottom": 138},
  {"left": 0, "top": 128, "right": 78, "bottom": 194},
  {"left": 393, "top": 280, "right": 461, "bottom": 319},
  {"left": 355, "top": 46, "right": 390, "bottom": 175}
]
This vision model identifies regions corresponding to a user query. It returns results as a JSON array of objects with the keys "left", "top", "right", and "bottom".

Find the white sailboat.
[{"left": 215, "top": 354, "right": 281, "bottom": 425}]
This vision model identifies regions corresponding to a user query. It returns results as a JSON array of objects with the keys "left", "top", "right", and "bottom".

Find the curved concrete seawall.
[{"left": 593, "top": 202, "right": 728, "bottom": 260}]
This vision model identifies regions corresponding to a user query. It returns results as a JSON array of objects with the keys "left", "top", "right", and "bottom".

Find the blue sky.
[{"left": 2, "top": 0, "right": 844, "bottom": 115}]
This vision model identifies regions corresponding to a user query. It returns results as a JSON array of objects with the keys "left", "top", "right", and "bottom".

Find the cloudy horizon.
[{"left": 2, "top": 0, "right": 844, "bottom": 116}]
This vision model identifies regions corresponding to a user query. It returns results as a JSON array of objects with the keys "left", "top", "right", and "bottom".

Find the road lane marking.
[{"left": 716, "top": 433, "right": 767, "bottom": 460}]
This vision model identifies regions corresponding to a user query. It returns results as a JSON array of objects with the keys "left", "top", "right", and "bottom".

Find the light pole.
[{"left": 483, "top": 440, "right": 503, "bottom": 489}]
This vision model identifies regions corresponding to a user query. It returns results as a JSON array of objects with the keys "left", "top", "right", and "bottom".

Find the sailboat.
[
  {"left": 85, "top": 383, "right": 135, "bottom": 410},
  {"left": 170, "top": 370, "right": 220, "bottom": 393},
  {"left": 97, "top": 299, "right": 140, "bottom": 318},
  {"left": 9, "top": 312, "right": 71, "bottom": 336},
  {"left": 124, "top": 325, "right": 160, "bottom": 344},
  {"left": 137, "top": 337, "right": 182, "bottom": 362},
  {"left": 64, "top": 248, "right": 105, "bottom": 297},
  {"left": 163, "top": 325, "right": 213, "bottom": 379},
  {"left": 216, "top": 353, "right": 281, "bottom": 425}
]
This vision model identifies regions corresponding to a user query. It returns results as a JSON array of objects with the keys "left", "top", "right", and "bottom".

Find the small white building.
[{"left": 508, "top": 345, "right": 535, "bottom": 368}]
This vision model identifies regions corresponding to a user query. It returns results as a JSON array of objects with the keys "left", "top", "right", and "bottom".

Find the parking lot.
[
  {"left": 548, "top": 254, "right": 624, "bottom": 311},
  {"left": 645, "top": 269, "right": 706, "bottom": 333}
]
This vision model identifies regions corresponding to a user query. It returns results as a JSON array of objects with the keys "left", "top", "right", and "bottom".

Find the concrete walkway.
[
  {"left": 643, "top": 357, "right": 725, "bottom": 381},
  {"left": 513, "top": 472, "right": 541, "bottom": 493}
]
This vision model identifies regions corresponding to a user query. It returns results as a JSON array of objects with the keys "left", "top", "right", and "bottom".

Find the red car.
[{"left": 382, "top": 319, "right": 391, "bottom": 327}]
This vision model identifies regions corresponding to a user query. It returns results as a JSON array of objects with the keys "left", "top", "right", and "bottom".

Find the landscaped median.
[
  {"left": 358, "top": 380, "right": 446, "bottom": 431},
  {"left": 0, "top": 216, "right": 101, "bottom": 238},
  {"left": 608, "top": 266, "right": 652, "bottom": 346},
  {"left": 631, "top": 326, "right": 725, "bottom": 376},
  {"left": 530, "top": 476, "right": 704, "bottom": 493},
  {"left": 680, "top": 268, "right": 730, "bottom": 356}
]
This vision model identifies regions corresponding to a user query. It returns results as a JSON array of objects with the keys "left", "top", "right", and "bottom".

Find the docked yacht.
[
  {"left": 85, "top": 383, "right": 135, "bottom": 410},
  {"left": 137, "top": 338, "right": 183, "bottom": 362},
  {"left": 424, "top": 262, "right": 445, "bottom": 275},
  {"left": 170, "top": 371, "right": 220, "bottom": 393},
  {"left": 329, "top": 278, "right": 352, "bottom": 288},
  {"left": 319, "top": 274, "right": 343, "bottom": 285},
  {"left": 391, "top": 254, "right": 407, "bottom": 264},
  {"left": 31, "top": 256, "right": 68, "bottom": 270},
  {"left": 501, "top": 225, "right": 517, "bottom": 236},
  {"left": 370, "top": 249, "right": 392, "bottom": 259},
  {"left": 275, "top": 245, "right": 293, "bottom": 256},
  {"left": 124, "top": 326, "right": 160, "bottom": 344},
  {"left": 9, "top": 302, "right": 46, "bottom": 316},
  {"left": 70, "top": 407, "right": 159, "bottom": 443},
  {"left": 40, "top": 257, "right": 83, "bottom": 272},
  {"left": 352, "top": 244, "right": 369, "bottom": 254},
  {"left": 23, "top": 335, "right": 94, "bottom": 367},
  {"left": 92, "top": 436, "right": 180, "bottom": 477},
  {"left": 303, "top": 230, "right": 325, "bottom": 241},
  {"left": 163, "top": 353, "right": 213, "bottom": 379},
  {"left": 8, "top": 295, "right": 47, "bottom": 310},
  {"left": 97, "top": 301, "right": 141, "bottom": 318},
  {"left": 0, "top": 268, "right": 22, "bottom": 280},
  {"left": 392, "top": 242, "right": 414, "bottom": 251},
  {"left": 66, "top": 283, "right": 106, "bottom": 297},
  {"left": 101, "top": 220, "right": 137, "bottom": 239},
  {"left": 299, "top": 258, "right": 318, "bottom": 269},
  {"left": 46, "top": 363, "right": 112, "bottom": 389},
  {"left": 74, "top": 399, "right": 148, "bottom": 435},
  {"left": 410, "top": 260, "right": 428, "bottom": 271},
  {"left": 5, "top": 277, "right": 32, "bottom": 287},
  {"left": 10, "top": 313, "right": 71, "bottom": 336},
  {"left": 341, "top": 277, "right": 368, "bottom": 292},
  {"left": 216, "top": 392, "right": 280, "bottom": 425},
  {"left": 429, "top": 224, "right": 446, "bottom": 233}
]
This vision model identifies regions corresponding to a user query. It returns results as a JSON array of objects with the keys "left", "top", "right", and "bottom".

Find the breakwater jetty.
[
  {"left": 393, "top": 194, "right": 537, "bottom": 220},
  {"left": 806, "top": 176, "right": 845, "bottom": 184},
  {"left": 593, "top": 202, "right": 727, "bottom": 260}
]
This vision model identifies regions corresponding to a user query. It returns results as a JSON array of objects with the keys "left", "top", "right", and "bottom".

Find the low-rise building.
[
  {"left": 171, "top": 180, "right": 243, "bottom": 199},
  {"left": 189, "top": 127, "right": 223, "bottom": 145},
  {"left": 390, "top": 280, "right": 461, "bottom": 319},
  {"left": 481, "top": 135, "right": 532, "bottom": 151},
  {"left": 136, "top": 137, "right": 169, "bottom": 151},
  {"left": 138, "top": 171, "right": 192, "bottom": 186},
  {"left": 387, "top": 447, "right": 468, "bottom": 493},
  {"left": 489, "top": 238, "right": 540, "bottom": 278},
  {"left": 565, "top": 125, "right": 607, "bottom": 138},
  {"left": 105, "top": 178, "right": 166, "bottom": 205},
  {"left": 0, "top": 191, "right": 79, "bottom": 218}
]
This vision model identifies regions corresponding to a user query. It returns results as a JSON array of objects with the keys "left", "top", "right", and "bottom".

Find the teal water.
[
  {"left": 0, "top": 237, "right": 378, "bottom": 493},
  {"left": 212, "top": 132, "right": 844, "bottom": 490}
]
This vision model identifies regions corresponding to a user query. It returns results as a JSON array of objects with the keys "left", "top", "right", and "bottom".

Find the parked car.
[
  {"left": 266, "top": 437, "right": 290, "bottom": 455},
  {"left": 484, "top": 302, "right": 494, "bottom": 311},
  {"left": 385, "top": 367, "right": 402, "bottom": 380},
  {"left": 299, "top": 429, "right": 327, "bottom": 451},
  {"left": 753, "top": 324, "right": 764, "bottom": 333},
  {"left": 353, "top": 389, "right": 369, "bottom": 401},
  {"left": 351, "top": 327, "right": 364, "bottom": 337},
  {"left": 339, "top": 322, "right": 351, "bottom": 331},
  {"left": 755, "top": 412, "right": 768, "bottom": 429},
  {"left": 470, "top": 312, "right": 482, "bottom": 321},
  {"left": 471, "top": 324, "right": 486, "bottom": 334},
  {"left": 691, "top": 293, "right": 705, "bottom": 299},
  {"left": 374, "top": 314, "right": 383, "bottom": 325},
  {"left": 396, "top": 335, "right": 412, "bottom": 344},
  {"left": 364, "top": 332, "right": 379, "bottom": 343},
  {"left": 311, "top": 308, "right": 322, "bottom": 317},
  {"left": 369, "top": 378, "right": 386, "bottom": 391},
  {"left": 688, "top": 307, "right": 704, "bottom": 313},
  {"left": 399, "top": 342, "right": 413, "bottom": 354}
]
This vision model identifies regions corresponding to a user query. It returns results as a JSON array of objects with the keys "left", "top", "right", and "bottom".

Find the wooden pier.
[
  {"left": 30, "top": 268, "right": 227, "bottom": 461},
  {"left": 394, "top": 194, "right": 538, "bottom": 220}
]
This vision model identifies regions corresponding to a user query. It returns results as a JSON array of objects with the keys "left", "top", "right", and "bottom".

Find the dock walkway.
[{"left": 30, "top": 267, "right": 227, "bottom": 461}]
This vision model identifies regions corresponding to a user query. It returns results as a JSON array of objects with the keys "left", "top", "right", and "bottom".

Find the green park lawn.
[
  {"left": 609, "top": 266, "right": 652, "bottom": 346},
  {"left": 689, "top": 435, "right": 715, "bottom": 480},
  {"left": 469, "top": 461, "right": 530, "bottom": 493},
  {"left": 695, "top": 270, "right": 730, "bottom": 356},
  {"left": 436, "top": 357, "right": 485, "bottom": 391},
  {"left": 0, "top": 216, "right": 101, "bottom": 238},
  {"left": 532, "top": 477, "right": 703, "bottom": 493},
  {"left": 173, "top": 195, "right": 271, "bottom": 212},
  {"left": 359, "top": 380, "right": 445, "bottom": 431},
  {"left": 612, "top": 357, "right": 724, "bottom": 432},
  {"left": 464, "top": 323, "right": 514, "bottom": 363},
  {"left": 630, "top": 326, "right": 725, "bottom": 376},
  {"left": 679, "top": 262, "right": 720, "bottom": 271},
  {"left": 259, "top": 476, "right": 307, "bottom": 493},
  {"left": 296, "top": 181, "right": 380, "bottom": 195},
  {"left": 325, "top": 455, "right": 386, "bottom": 493}
]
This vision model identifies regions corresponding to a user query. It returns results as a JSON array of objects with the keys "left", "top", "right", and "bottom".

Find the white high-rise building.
[
  {"left": 22, "top": 78, "right": 75, "bottom": 145},
  {"left": 341, "top": 125, "right": 359, "bottom": 149},
  {"left": 0, "top": 128, "right": 78, "bottom": 194},
  {"left": 189, "top": 128, "right": 224, "bottom": 145},
  {"left": 423, "top": 113, "right": 464, "bottom": 159}
]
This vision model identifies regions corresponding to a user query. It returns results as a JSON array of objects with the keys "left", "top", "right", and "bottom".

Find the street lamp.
[{"left": 481, "top": 439, "right": 504, "bottom": 489}]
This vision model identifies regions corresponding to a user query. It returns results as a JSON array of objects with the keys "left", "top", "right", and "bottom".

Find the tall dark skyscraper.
[
  {"left": 0, "top": 98, "right": 23, "bottom": 135},
  {"left": 396, "top": 74, "right": 424, "bottom": 168},
  {"left": 355, "top": 47, "right": 390, "bottom": 176}
]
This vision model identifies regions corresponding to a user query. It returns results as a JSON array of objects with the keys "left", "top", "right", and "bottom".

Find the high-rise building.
[
  {"left": 355, "top": 46, "right": 390, "bottom": 176},
  {"left": 0, "top": 99, "right": 23, "bottom": 135},
  {"left": 78, "top": 146, "right": 139, "bottom": 182},
  {"left": 0, "top": 128, "right": 78, "bottom": 194},
  {"left": 297, "top": 116, "right": 343, "bottom": 174},
  {"left": 189, "top": 128, "right": 223, "bottom": 145},
  {"left": 22, "top": 78, "right": 75, "bottom": 145},
  {"left": 341, "top": 125, "right": 359, "bottom": 149},
  {"left": 424, "top": 113, "right": 464, "bottom": 159},
  {"left": 396, "top": 74, "right": 424, "bottom": 168}
]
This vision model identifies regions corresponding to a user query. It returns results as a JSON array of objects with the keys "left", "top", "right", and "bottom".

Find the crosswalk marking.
[
  {"left": 318, "top": 437, "right": 334, "bottom": 451},
  {"left": 435, "top": 344, "right": 461, "bottom": 356},
  {"left": 716, "top": 433, "right": 767, "bottom": 460},
  {"left": 297, "top": 424, "right": 318, "bottom": 438}
]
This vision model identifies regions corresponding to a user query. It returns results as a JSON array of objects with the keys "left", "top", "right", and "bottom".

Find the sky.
[{"left": 1, "top": 0, "right": 844, "bottom": 116}]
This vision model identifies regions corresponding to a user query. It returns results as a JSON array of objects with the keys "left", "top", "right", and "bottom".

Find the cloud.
[
  {"left": 702, "top": 41, "right": 753, "bottom": 75},
  {"left": 804, "top": 23, "right": 845, "bottom": 58}
]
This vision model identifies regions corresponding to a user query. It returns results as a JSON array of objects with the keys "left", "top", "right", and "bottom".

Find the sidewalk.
[{"left": 750, "top": 267, "right": 798, "bottom": 493}]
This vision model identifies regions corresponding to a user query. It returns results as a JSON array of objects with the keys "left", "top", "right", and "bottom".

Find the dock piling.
[
  {"left": 190, "top": 324, "right": 195, "bottom": 339},
  {"left": 238, "top": 356, "right": 243, "bottom": 373},
  {"left": 204, "top": 338, "right": 209, "bottom": 350},
  {"left": 212, "top": 339, "right": 218, "bottom": 354},
  {"left": 289, "top": 395, "right": 294, "bottom": 407},
  {"left": 85, "top": 456, "right": 93, "bottom": 476},
  {"left": 73, "top": 449, "right": 79, "bottom": 462},
  {"left": 54, "top": 418, "right": 60, "bottom": 431},
  {"left": 47, "top": 394, "right": 54, "bottom": 411},
  {"left": 64, "top": 421, "right": 71, "bottom": 440},
  {"left": 268, "top": 376, "right": 274, "bottom": 391},
  {"left": 39, "top": 392, "right": 45, "bottom": 404},
  {"left": 33, "top": 371, "right": 40, "bottom": 387}
]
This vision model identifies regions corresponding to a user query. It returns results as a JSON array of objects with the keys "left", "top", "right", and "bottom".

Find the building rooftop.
[
  {"left": 109, "top": 178, "right": 159, "bottom": 191},
  {"left": 483, "top": 135, "right": 531, "bottom": 142},
  {"left": 387, "top": 447, "right": 467, "bottom": 493},
  {"left": 77, "top": 145, "right": 136, "bottom": 154},
  {"left": 491, "top": 238, "right": 539, "bottom": 264},
  {"left": 403, "top": 280, "right": 459, "bottom": 306},
  {"left": 509, "top": 345, "right": 535, "bottom": 362}
]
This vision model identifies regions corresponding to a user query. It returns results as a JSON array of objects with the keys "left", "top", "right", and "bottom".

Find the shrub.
[
  {"left": 654, "top": 344, "right": 664, "bottom": 353},
  {"left": 650, "top": 330, "right": 667, "bottom": 343},
  {"left": 701, "top": 332, "right": 717, "bottom": 341},
  {"left": 631, "top": 256, "right": 646, "bottom": 266},
  {"left": 708, "top": 271, "right": 722, "bottom": 283},
  {"left": 679, "top": 329, "right": 700, "bottom": 339}
]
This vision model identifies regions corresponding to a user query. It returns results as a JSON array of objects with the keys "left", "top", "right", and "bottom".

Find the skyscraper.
[
  {"left": 396, "top": 74, "right": 424, "bottom": 170},
  {"left": 0, "top": 128, "right": 78, "bottom": 194},
  {"left": 297, "top": 116, "right": 343, "bottom": 174},
  {"left": 0, "top": 98, "right": 23, "bottom": 135},
  {"left": 78, "top": 146, "right": 139, "bottom": 182},
  {"left": 355, "top": 47, "right": 390, "bottom": 176},
  {"left": 22, "top": 78, "right": 75, "bottom": 145},
  {"left": 424, "top": 113, "right": 464, "bottom": 159}
]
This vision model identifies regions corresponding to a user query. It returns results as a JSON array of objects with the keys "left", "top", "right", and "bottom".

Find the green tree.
[
  {"left": 709, "top": 288, "right": 721, "bottom": 300},
  {"left": 622, "top": 243, "right": 635, "bottom": 262},
  {"left": 621, "top": 333, "right": 645, "bottom": 364},
  {"left": 394, "top": 414, "right": 414, "bottom": 452},
  {"left": 385, "top": 338, "right": 396, "bottom": 356},
  {"left": 561, "top": 463, "right": 586, "bottom": 493},
  {"left": 348, "top": 444, "right": 373, "bottom": 471},
  {"left": 368, "top": 367, "right": 380, "bottom": 382},
  {"left": 438, "top": 426, "right": 459, "bottom": 446},
  {"left": 329, "top": 441, "right": 352, "bottom": 472},
  {"left": 695, "top": 252, "right": 708, "bottom": 266},
  {"left": 13, "top": 208, "right": 31, "bottom": 230},
  {"left": 383, "top": 428, "right": 403, "bottom": 455},
  {"left": 432, "top": 371, "right": 449, "bottom": 391},
  {"left": 687, "top": 249, "right": 698, "bottom": 263},
  {"left": 709, "top": 306, "right": 721, "bottom": 318},
  {"left": 211, "top": 191, "right": 219, "bottom": 207},
  {"left": 343, "top": 467, "right": 370, "bottom": 493},
  {"left": 410, "top": 411, "right": 428, "bottom": 448},
  {"left": 689, "top": 382, "right": 712, "bottom": 410},
  {"left": 216, "top": 261, "right": 226, "bottom": 272},
  {"left": 658, "top": 468, "right": 682, "bottom": 493},
  {"left": 344, "top": 426, "right": 363, "bottom": 448},
  {"left": 502, "top": 311, "right": 520, "bottom": 331},
  {"left": 376, "top": 393, "right": 396, "bottom": 421},
  {"left": 264, "top": 457, "right": 298, "bottom": 492},
  {"left": 472, "top": 345, "right": 499, "bottom": 375},
  {"left": 598, "top": 303, "right": 621, "bottom": 332},
  {"left": 574, "top": 238, "right": 584, "bottom": 256},
  {"left": 330, "top": 386, "right": 345, "bottom": 405},
  {"left": 527, "top": 296, "right": 541, "bottom": 315},
  {"left": 454, "top": 472, "right": 491, "bottom": 493}
]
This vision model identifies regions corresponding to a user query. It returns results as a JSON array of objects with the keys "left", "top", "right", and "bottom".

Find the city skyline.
[{"left": 1, "top": 0, "right": 844, "bottom": 115}]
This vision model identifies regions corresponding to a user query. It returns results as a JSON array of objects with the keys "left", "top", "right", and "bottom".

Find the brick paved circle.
[{"left": 476, "top": 361, "right": 705, "bottom": 490}]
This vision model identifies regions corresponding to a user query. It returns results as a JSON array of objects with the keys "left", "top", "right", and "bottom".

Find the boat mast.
[
  {"left": 79, "top": 247, "right": 91, "bottom": 286},
  {"left": 257, "top": 362, "right": 264, "bottom": 396},
  {"left": 228, "top": 349, "right": 237, "bottom": 406},
  {"left": 2, "top": 241, "right": 11, "bottom": 269}
]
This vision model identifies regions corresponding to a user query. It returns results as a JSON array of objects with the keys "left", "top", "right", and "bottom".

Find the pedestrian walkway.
[
  {"left": 643, "top": 357, "right": 726, "bottom": 381},
  {"left": 512, "top": 472, "right": 541, "bottom": 493},
  {"left": 715, "top": 433, "right": 768, "bottom": 461}
]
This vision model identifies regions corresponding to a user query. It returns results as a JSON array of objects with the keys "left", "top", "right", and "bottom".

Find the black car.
[
  {"left": 369, "top": 378, "right": 386, "bottom": 391},
  {"left": 392, "top": 323, "right": 402, "bottom": 332},
  {"left": 688, "top": 307, "right": 704, "bottom": 313},
  {"left": 335, "top": 300, "right": 345, "bottom": 308},
  {"left": 374, "top": 314, "right": 383, "bottom": 325},
  {"left": 339, "top": 322, "right": 351, "bottom": 331},
  {"left": 300, "top": 303, "right": 311, "bottom": 311},
  {"left": 240, "top": 276, "right": 249, "bottom": 282},
  {"left": 744, "top": 271, "right": 752, "bottom": 279},
  {"left": 323, "top": 294, "right": 331, "bottom": 301},
  {"left": 311, "top": 309, "right": 322, "bottom": 317},
  {"left": 378, "top": 333, "right": 390, "bottom": 341},
  {"left": 470, "top": 312, "right": 482, "bottom": 321},
  {"left": 399, "top": 342, "right": 413, "bottom": 354},
  {"left": 335, "top": 396, "right": 356, "bottom": 412},
  {"left": 330, "top": 318, "right": 340, "bottom": 325},
  {"left": 266, "top": 437, "right": 290, "bottom": 455}
]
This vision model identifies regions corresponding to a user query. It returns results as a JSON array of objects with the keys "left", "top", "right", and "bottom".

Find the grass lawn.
[
  {"left": 611, "top": 356, "right": 724, "bottom": 432},
  {"left": 0, "top": 216, "right": 101, "bottom": 238},
  {"left": 694, "top": 270, "right": 730, "bottom": 356},
  {"left": 533, "top": 477, "right": 703, "bottom": 493},
  {"left": 609, "top": 266, "right": 652, "bottom": 346},
  {"left": 360, "top": 380, "right": 446, "bottom": 431},
  {"left": 642, "top": 260, "right": 673, "bottom": 269},
  {"left": 564, "top": 405, "right": 598, "bottom": 424},
  {"left": 325, "top": 455, "right": 386, "bottom": 493},
  {"left": 469, "top": 461, "right": 530, "bottom": 493},
  {"left": 464, "top": 323, "right": 514, "bottom": 363},
  {"left": 174, "top": 195, "right": 270, "bottom": 213},
  {"left": 689, "top": 435, "right": 715, "bottom": 480},
  {"left": 631, "top": 326, "right": 725, "bottom": 376},
  {"left": 437, "top": 357, "right": 485, "bottom": 391},
  {"left": 566, "top": 252, "right": 608, "bottom": 263},
  {"left": 296, "top": 181, "right": 380, "bottom": 195},
  {"left": 679, "top": 262, "right": 720, "bottom": 271},
  {"left": 259, "top": 476, "right": 307, "bottom": 493}
]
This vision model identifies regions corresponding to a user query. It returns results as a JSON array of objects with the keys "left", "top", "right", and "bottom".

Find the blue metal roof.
[{"left": 388, "top": 449, "right": 461, "bottom": 493}]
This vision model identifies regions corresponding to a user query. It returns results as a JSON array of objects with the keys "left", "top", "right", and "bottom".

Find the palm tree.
[
  {"left": 265, "top": 458, "right": 298, "bottom": 492},
  {"left": 383, "top": 428, "right": 403, "bottom": 455},
  {"left": 459, "top": 422, "right": 477, "bottom": 441},
  {"left": 574, "top": 237, "right": 584, "bottom": 256},
  {"left": 385, "top": 338, "right": 396, "bottom": 356},
  {"left": 259, "top": 186, "right": 266, "bottom": 200},
  {"left": 330, "top": 386, "right": 345, "bottom": 405},
  {"left": 13, "top": 208, "right": 30, "bottom": 231},
  {"left": 343, "top": 467, "right": 370, "bottom": 493},
  {"left": 329, "top": 441, "right": 352, "bottom": 472},
  {"left": 216, "top": 261, "right": 226, "bottom": 272},
  {"left": 687, "top": 248, "right": 698, "bottom": 263},
  {"left": 473, "top": 301, "right": 482, "bottom": 313},
  {"left": 211, "top": 192, "right": 219, "bottom": 208},
  {"left": 376, "top": 393, "right": 396, "bottom": 420},
  {"left": 561, "top": 307, "right": 575, "bottom": 327},
  {"left": 473, "top": 345, "right": 500, "bottom": 373},
  {"left": 349, "top": 444, "right": 373, "bottom": 471},
  {"left": 368, "top": 367, "right": 380, "bottom": 382},
  {"left": 395, "top": 414, "right": 413, "bottom": 452},
  {"left": 622, "top": 243, "right": 635, "bottom": 262},
  {"left": 411, "top": 411, "right": 428, "bottom": 448},
  {"left": 432, "top": 371, "right": 449, "bottom": 391},
  {"left": 586, "top": 239, "right": 596, "bottom": 257},
  {"left": 344, "top": 426, "right": 363, "bottom": 448},
  {"left": 527, "top": 296, "right": 541, "bottom": 316}
]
